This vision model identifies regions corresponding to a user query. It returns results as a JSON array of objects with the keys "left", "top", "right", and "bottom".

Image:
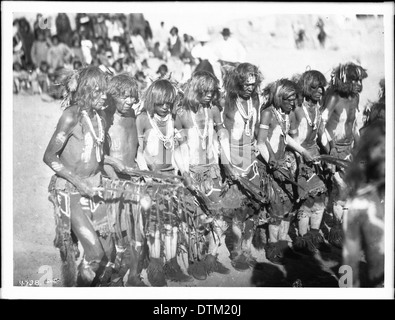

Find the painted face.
[
  {"left": 116, "top": 92, "right": 139, "bottom": 115},
  {"left": 309, "top": 80, "right": 324, "bottom": 102},
  {"left": 199, "top": 88, "right": 215, "bottom": 105},
  {"left": 280, "top": 91, "right": 297, "bottom": 114},
  {"left": 92, "top": 86, "right": 107, "bottom": 111},
  {"left": 239, "top": 74, "right": 256, "bottom": 99},
  {"left": 154, "top": 101, "right": 173, "bottom": 118},
  {"left": 351, "top": 78, "right": 363, "bottom": 94}
]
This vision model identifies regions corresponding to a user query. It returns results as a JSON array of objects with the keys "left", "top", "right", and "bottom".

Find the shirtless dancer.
[
  {"left": 257, "top": 79, "right": 314, "bottom": 264},
  {"left": 44, "top": 66, "right": 113, "bottom": 286},
  {"left": 174, "top": 70, "right": 231, "bottom": 279},
  {"left": 289, "top": 70, "right": 330, "bottom": 253},
  {"left": 136, "top": 78, "right": 192, "bottom": 286},
  {"left": 102, "top": 73, "right": 145, "bottom": 286},
  {"left": 217, "top": 63, "right": 265, "bottom": 271},
  {"left": 321, "top": 62, "right": 368, "bottom": 247}
]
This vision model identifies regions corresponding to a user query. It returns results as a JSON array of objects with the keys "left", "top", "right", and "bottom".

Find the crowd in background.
[{"left": 13, "top": 13, "right": 247, "bottom": 100}]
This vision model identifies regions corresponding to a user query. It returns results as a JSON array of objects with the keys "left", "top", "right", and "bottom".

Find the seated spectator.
[
  {"left": 96, "top": 46, "right": 111, "bottom": 67},
  {"left": 130, "top": 29, "right": 150, "bottom": 62},
  {"left": 36, "top": 61, "right": 51, "bottom": 93},
  {"left": 47, "top": 35, "right": 73, "bottom": 72},
  {"left": 156, "top": 64, "right": 169, "bottom": 78},
  {"left": 152, "top": 41, "right": 165, "bottom": 60},
  {"left": 30, "top": 30, "right": 50, "bottom": 71},
  {"left": 70, "top": 37, "right": 85, "bottom": 64},
  {"left": 73, "top": 60, "right": 83, "bottom": 70},
  {"left": 80, "top": 32, "right": 93, "bottom": 65},
  {"left": 112, "top": 59, "right": 124, "bottom": 75},
  {"left": 13, "top": 62, "right": 30, "bottom": 94},
  {"left": 123, "top": 53, "right": 139, "bottom": 76},
  {"left": 135, "top": 70, "right": 148, "bottom": 92}
]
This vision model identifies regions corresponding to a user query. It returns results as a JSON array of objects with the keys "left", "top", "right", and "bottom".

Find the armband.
[{"left": 259, "top": 124, "right": 269, "bottom": 129}]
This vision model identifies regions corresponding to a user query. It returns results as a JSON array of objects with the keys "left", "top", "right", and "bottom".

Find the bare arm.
[
  {"left": 212, "top": 105, "right": 232, "bottom": 165},
  {"left": 135, "top": 115, "right": 149, "bottom": 170},
  {"left": 321, "top": 93, "right": 338, "bottom": 141},
  {"left": 288, "top": 109, "right": 299, "bottom": 140},
  {"left": 256, "top": 109, "right": 272, "bottom": 163},
  {"left": 43, "top": 108, "right": 94, "bottom": 196},
  {"left": 286, "top": 135, "right": 313, "bottom": 162},
  {"left": 173, "top": 112, "right": 190, "bottom": 176},
  {"left": 129, "top": 112, "right": 139, "bottom": 165}
]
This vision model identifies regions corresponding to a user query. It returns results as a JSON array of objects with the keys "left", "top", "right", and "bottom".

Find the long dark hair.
[
  {"left": 182, "top": 70, "right": 220, "bottom": 113},
  {"left": 223, "top": 62, "right": 263, "bottom": 105},
  {"left": 142, "top": 78, "right": 177, "bottom": 117},
  {"left": 329, "top": 62, "right": 367, "bottom": 96},
  {"left": 262, "top": 78, "right": 299, "bottom": 110}
]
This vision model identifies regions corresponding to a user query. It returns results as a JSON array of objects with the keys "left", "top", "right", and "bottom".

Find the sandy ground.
[{"left": 10, "top": 15, "right": 386, "bottom": 291}]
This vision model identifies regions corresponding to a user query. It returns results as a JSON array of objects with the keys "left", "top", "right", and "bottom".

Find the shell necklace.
[
  {"left": 148, "top": 113, "right": 174, "bottom": 150},
  {"left": 271, "top": 107, "right": 290, "bottom": 143},
  {"left": 82, "top": 110, "right": 105, "bottom": 162},
  {"left": 191, "top": 107, "right": 209, "bottom": 150},
  {"left": 302, "top": 100, "right": 319, "bottom": 131},
  {"left": 236, "top": 96, "right": 254, "bottom": 136}
]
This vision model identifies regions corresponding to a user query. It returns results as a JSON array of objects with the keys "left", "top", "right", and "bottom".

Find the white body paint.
[
  {"left": 81, "top": 133, "right": 94, "bottom": 162},
  {"left": 231, "top": 112, "right": 246, "bottom": 141},
  {"left": 269, "top": 125, "right": 283, "bottom": 154},
  {"left": 79, "top": 226, "right": 97, "bottom": 245},
  {"left": 296, "top": 118, "right": 308, "bottom": 145},
  {"left": 51, "top": 161, "right": 64, "bottom": 172},
  {"left": 55, "top": 132, "right": 67, "bottom": 144},
  {"left": 334, "top": 108, "right": 347, "bottom": 141},
  {"left": 145, "top": 128, "right": 162, "bottom": 157}
]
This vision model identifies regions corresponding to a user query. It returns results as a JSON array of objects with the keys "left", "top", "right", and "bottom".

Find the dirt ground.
[{"left": 10, "top": 14, "right": 386, "bottom": 295}]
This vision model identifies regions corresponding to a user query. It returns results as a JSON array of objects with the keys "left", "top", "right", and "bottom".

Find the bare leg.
[{"left": 70, "top": 195, "right": 107, "bottom": 286}]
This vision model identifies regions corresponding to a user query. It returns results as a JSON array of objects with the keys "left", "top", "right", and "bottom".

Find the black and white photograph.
[{"left": 1, "top": 1, "right": 394, "bottom": 300}]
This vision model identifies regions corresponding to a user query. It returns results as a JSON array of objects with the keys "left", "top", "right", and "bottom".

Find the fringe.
[
  {"left": 328, "top": 224, "right": 344, "bottom": 248},
  {"left": 147, "top": 257, "right": 167, "bottom": 287},
  {"left": 252, "top": 226, "right": 267, "bottom": 250}
]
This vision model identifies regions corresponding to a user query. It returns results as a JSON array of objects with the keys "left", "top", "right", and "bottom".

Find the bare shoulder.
[
  {"left": 322, "top": 89, "right": 340, "bottom": 109},
  {"left": 260, "top": 107, "right": 273, "bottom": 124},
  {"left": 58, "top": 105, "right": 79, "bottom": 131},
  {"left": 292, "top": 106, "right": 304, "bottom": 120},
  {"left": 175, "top": 107, "right": 190, "bottom": 127}
]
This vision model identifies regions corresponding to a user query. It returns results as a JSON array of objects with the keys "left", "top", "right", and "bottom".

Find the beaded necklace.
[
  {"left": 148, "top": 113, "right": 174, "bottom": 150},
  {"left": 81, "top": 110, "right": 105, "bottom": 162},
  {"left": 271, "top": 107, "right": 290, "bottom": 143},
  {"left": 236, "top": 96, "right": 254, "bottom": 136},
  {"left": 302, "top": 100, "right": 319, "bottom": 131},
  {"left": 191, "top": 107, "right": 209, "bottom": 150}
]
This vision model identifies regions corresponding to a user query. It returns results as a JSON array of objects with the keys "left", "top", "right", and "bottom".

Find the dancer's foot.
[
  {"left": 204, "top": 254, "right": 231, "bottom": 275},
  {"left": 164, "top": 257, "right": 193, "bottom": 282},
  {"left": 147, "top": 258, "right": 167, "bottom": 287}
]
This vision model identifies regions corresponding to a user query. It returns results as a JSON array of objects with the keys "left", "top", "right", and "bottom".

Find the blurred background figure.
[
  {"left": 168, "top": 26, "right": 182, "bottom": 59},
  {"left": 154, "top": 21, "right": 169, "bottom": 56},
  {"left": 55, "top": 13, "right": 73, "bottom": 47},
  {"left": 292, "top": 20, "right": 306, "bottom": 50},
  {"left": 214, "top": 27, "right": 246, "bottom": 64},
  {"left": 316, "top": 17, "right": 327, "bottom": 49},
  {"left": 30, "top": 29, "right": 50, "bottom": 69},
  {"left": 156, "top": 63, "right": 169, "bottom": 78},
  {"left": 342, "top": 115, "right": 385, "bottom": 287},
  {"left": 13, "top": 62, "right": 30, "bottom": 94},
  {"left": 46, "top": 35, "right": 73, "bottom": 72},
  {"left": 131, "top": 29, "right": 150, "bottom": 62}
]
